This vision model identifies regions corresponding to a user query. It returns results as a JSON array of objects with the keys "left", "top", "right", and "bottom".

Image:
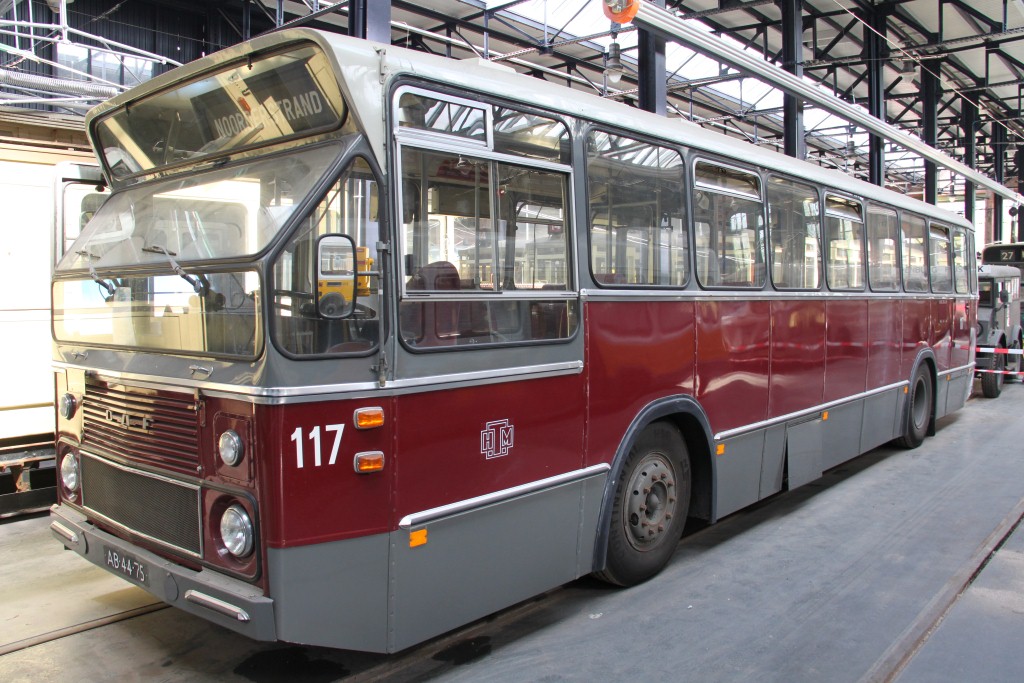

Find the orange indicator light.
[
  {"left": 716, "top": 444, "right": 725, "bottom": 456},
  {"left": 410, "top": 529, "right": 428, "bottom": 548},
  {"left": 354, "top": 451, "right": 385, "bottom": 474},
  {"left": 603, "top": 0, "right": 641, "bottom": 23},
  {"left": 354, "top": 407, "right": 385, "bottom": 430},
  {"left": 822, "top": 411, "right": 829, "bottom": 421}
]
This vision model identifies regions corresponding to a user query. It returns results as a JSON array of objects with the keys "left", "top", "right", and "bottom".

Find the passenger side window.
[
  {"left": 952, "top": 230, "right": 971, "bottom": 294},
  {"left": 587, "top": 131, "right": 687, "bottom": 287},
  {"left": 824, "top": 194, "right": 864, "bottom": 290},
  {"left": 767, "top": 176, "right": 819, "bottom": 290},
  {"left": 693, "top": 160, "right": 765, "bottom": 288},
  {"left": 901, "top": 213, "right": 928, "bottom": 292},
  {"left": 866, "top": 204, "right": 900, "bottom": 292},
  {"left": 397, "top": 148, "right": 576, "bottom": 348},
  {"left": 929, "top": 224, "right": 953, "bottom": 293}
]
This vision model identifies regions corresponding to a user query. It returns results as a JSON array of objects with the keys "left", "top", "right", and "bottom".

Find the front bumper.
[{"left": 50, "top": 503, "right": 276, "bottom": 642}]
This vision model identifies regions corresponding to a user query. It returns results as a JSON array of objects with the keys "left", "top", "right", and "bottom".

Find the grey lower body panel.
[
  {"left": 387, "top": 470, "right": 606, "bottom": 652},
  {"left": 714, "top": 383, "right": 908, "bottom": 519},
  {"left": 52, "top": 464, "right": 608, "bottom": 653},
  {"left": 49, "top": 504, "right": 276, "bottom": 641}
]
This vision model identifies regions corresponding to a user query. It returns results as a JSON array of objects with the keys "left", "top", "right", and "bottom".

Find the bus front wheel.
[
  {"left": 896, "top": 365, "right": 933, "bottom": 448},
  {"left": 597, "top": 422, "right": 690, "bottom": 587}
]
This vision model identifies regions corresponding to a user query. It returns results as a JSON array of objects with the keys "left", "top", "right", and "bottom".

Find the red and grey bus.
[{"left": 49, "top": 28, "right": 976, "bottom": 653}]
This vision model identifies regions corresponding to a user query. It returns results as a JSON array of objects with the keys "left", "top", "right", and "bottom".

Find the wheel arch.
[
  {"left": 590, "top": 395, "right": 716, "bottom": 574},
  {"left": 909, "top": 350, "right": 938, "bottom": 437}
]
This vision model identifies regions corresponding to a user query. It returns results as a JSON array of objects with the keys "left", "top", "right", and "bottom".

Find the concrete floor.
[{"left": 1, "top": 381, "right": 1022, "bottom": 682}]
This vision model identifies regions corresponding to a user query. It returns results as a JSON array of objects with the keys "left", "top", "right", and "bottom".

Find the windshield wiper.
[
  {"left": 142, "top": 245, "right": 208, "bottom": 295},
  {"left": 76, "top": 250, "right": 116, "bottom": 296}
]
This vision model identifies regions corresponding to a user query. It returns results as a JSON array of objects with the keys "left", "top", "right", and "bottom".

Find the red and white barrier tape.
[{"left": 974, "top": 346, "right": 1024, "bottom": 355}]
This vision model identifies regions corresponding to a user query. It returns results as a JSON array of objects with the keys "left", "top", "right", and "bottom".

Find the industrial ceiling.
[{"left": 1, "top": 0, "right": 1022, "bottom": 209}]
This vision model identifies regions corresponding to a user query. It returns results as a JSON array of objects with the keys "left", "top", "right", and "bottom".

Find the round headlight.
[
  {"left": 220, "top": 504, "right": 254, "bottom": 558},
  {"left": 60, "top": 453, "right": 80, "bottom": 493},
  {"left": 218, "top": 430, "right": 244, "bottom": 467},
  {"left": 59, "top": 393, "right": 77, "bottom": 420}
]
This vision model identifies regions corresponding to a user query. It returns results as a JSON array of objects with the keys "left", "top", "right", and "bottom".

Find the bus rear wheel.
[
  {"left": 981, "top": 350, "right": 1006, "bottom": 398},
  {"left": 597, "top": 422, "right": 690, "bottom": 587},
  {"left": 896, "top": 365, "right": 933, "bottom": 448}
]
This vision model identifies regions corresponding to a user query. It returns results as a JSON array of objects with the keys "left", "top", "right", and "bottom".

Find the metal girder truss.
[
  {"left": 0, "top": 0, "right": 1020, "bottom": 202},
  {"left": 0, "top": 0, "right": 181, "bottom": 113}
]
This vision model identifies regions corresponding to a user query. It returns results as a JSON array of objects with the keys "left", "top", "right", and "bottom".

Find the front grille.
[
  {"left": 83, "top": 379, "right": 200, "bottom": 475},
  {"left": 81, "top": 454, "right": 201, "bottom": 556}
]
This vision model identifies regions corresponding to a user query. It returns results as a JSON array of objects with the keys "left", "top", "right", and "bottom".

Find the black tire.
[
  {"left": 981, "top": 349, "right": 1005, "bottom": 398},
  {"left": 896, "top": 364, "right": 933, "bottom": 449},
  {"left": 596, "top": 422, "right": 691, "bottom": 587}
]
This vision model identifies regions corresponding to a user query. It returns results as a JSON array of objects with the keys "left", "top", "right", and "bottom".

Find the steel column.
[
  {"left": 994, "top": 124, "right": 1005, "bottom": 241},
  {"left": 922, "top": 58, "right": 939, "bottom": 205},
  {"left": 349, "top": 0, "right": 391, "bottom": 43},
  {"left": 781, "top": 0, "right": 804, "bottom": 159},
  {"left": 963, "top": 98, "right": 977, "bottom": 227},
  {"left": 638, "top": 0, "right": 666, "bottom": 115},
  {"left": 865, "top": 7, "right": 886, "bottom": 186}
]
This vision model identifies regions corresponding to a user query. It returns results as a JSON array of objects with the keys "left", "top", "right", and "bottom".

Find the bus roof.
[{"left": 85, "top": 28, "right": 974, "bottom": 234}]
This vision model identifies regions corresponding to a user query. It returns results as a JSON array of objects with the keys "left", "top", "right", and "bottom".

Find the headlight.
[
  {"left": 59, "top": 393, "right": 77, "bottom": 419},
  {"left": 219, "top": 504, "right": 254, "bottom": 558},
  {"left": 218, "top": 430, "right": 244, "bottom": 467},
  {"left": 60, "top": 453, "right": 80, "bottom": 493}
]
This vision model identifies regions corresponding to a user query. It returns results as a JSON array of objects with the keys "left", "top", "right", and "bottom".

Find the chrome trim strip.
[
  {"left": 55, "top": 360, "right": 584, "bottom": 404},
  {"left": 184, "top": 590, "right": 251, "bottom": 622},
  {"left": 50, "top": 521, "right": 79, "bottom": 545},
  {"left": 398, "top": 463, "right": 610, "bottom": 529},
  {"left": 940, "top": 362, "right": 975, "bottom": 377},
  {"left": 714, "top": 380, "right": 908, "bottom": 441},
  {"left": 79, "top": 452, "right": 203, "bottom": 559}
]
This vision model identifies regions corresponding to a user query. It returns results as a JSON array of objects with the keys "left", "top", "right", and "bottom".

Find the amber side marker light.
[
  {"left": 603, "top": 0, "right": 641, "bottom": 23},
  {"left": 409, "top": 529, "right": 428, "bottom": 548},
  {"left": 354, "top": 407, "right": 385, "bottom": 430},
  {"left": 354, "top": 451, "right": 385, "bottom": 474},
  {"left": 716, "top": 444, "right": 725, "bottom": 456}
]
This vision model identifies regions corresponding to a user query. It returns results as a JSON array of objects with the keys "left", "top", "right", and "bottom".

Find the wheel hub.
[{"left": 625, "top": 453, "right": 677, "bottom": 551}]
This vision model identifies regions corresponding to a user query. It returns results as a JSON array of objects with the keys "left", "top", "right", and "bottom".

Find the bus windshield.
[{"left": 54, "top": 143, "right": 342, "bottom": 271}]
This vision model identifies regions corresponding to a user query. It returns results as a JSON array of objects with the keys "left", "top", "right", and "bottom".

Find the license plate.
[{"left": 103, "top": 546, "right": 149, "bottom": 586}]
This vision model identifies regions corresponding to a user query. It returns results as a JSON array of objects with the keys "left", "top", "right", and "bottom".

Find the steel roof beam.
[{"left": 623, "top": 0, "right": 1023, "bottom": 203}]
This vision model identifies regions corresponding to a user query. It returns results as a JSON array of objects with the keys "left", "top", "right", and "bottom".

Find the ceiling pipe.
[{"left": 604, "top": 0, "right": 1023, "bottom": 204}]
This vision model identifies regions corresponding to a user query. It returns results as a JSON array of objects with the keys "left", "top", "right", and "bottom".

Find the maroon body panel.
[
  {"left": 931, "top": 298, "right": 954, "bottom": 370},
  {"left": 867, "top": 298, "right": 904, "bottom": 388},
  {"left": 824, "top": 300, "right": 868, "bottom": 402},
  {"left": 696, "top": 300, "right": 771, "bottom": 433},
  {"left": 257, "top": 398, "right": 395, "bottom": 549},
  {"left": 391, "top": 374, "right": 585, "bottom": 519},
  {"left": 768, "top": 299, "right": 825, "bottom": 417},
  {"left": 584, "top": 300, "right": 696, "bottom": 465},
  {"left": 903, "top": 299, "right": 933, "bottom": 367}
]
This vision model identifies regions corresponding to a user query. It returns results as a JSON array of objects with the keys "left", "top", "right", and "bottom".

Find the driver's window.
[{"left": 271, "top": 157, "right": 381, "bottom": 356}]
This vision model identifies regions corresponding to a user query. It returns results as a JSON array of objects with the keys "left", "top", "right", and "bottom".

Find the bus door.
[{"left": 388, "top": 108, "right": 586, "bottom": 648}]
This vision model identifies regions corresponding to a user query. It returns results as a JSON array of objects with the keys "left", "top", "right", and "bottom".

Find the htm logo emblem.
[{"left": 481, "top": 419, "right": 514, "bottom": 459}]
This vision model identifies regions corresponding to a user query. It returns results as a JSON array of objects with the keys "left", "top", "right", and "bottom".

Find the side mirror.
[
  {"left": 1000, "top": 289, "right": 1010, "bottom": 304},
  {"left": 315, "top": 234, "right": 357, "bottom": 319}
]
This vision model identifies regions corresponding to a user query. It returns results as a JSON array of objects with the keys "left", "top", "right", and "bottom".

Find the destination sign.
[{"left": 94, "top": 43, "right": 346, "bottom": 180}]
